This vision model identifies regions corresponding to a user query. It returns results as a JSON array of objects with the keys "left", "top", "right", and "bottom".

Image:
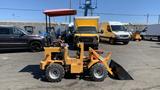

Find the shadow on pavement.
[
  {"left": 100, "top": 41, "right": 126, "bottom": 45},
  {"left": 19, "top": 65, "right": 46, "bottom": 81},
  {"left": 157, "top": 43, "right": 160, "bottom": 45},
  {"left": 19, "top": 62, "right": 133, "bottom": 82},
  {"left": 144, "top": 40, "right": 159, "bottom": 42},
  {"left": 19, "top": 65, "right": 81, "bottom": 82}
]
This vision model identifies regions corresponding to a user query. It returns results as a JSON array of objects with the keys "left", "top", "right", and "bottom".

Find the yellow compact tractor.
[
  {"left": 40, "top": 42, "right": 133, "bottom": 82},
  {"left": 132, "top": 31, "right": 142, "bottom": 41}
]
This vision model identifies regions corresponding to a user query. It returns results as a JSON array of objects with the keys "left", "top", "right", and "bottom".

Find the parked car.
[
  {"left": 141, "top": 24, "right": 160, "bottom": 41},
  {"left": 0, "top": 25, "right": 45, "bottom": 52}
]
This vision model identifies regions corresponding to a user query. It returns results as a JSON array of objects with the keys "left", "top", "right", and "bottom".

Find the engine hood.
[
  {"left": 27, "top": 34, "right": 44, "bottom": 38},
  {"left": 74, "top": 34, "right": 98, "bottom": 37},
  {"left": 113, "top": 31, "right": 130, "bottom": 36}
]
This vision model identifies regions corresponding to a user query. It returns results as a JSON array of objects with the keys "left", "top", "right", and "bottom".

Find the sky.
[{"left": 0, "top": 0, "right": 160, "bottom": 24}]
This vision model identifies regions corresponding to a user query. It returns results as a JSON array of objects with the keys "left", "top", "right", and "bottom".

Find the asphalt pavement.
[{"left": 0, "top": 41, "right": 160, "bottom": 90}]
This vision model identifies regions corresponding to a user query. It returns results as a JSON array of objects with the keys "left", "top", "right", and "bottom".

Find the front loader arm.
[{"left": 89, "top": 48, "right": 114, "bottom": 75}]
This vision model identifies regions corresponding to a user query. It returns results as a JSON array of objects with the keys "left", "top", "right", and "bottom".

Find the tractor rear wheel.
[
  {"left": 45, "top": 63, "right": 65, "bottom": 82},
  {"left": 90, "top": 63, "right": 108, "bottom": 81}
]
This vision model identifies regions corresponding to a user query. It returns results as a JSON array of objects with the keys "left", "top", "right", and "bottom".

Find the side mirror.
[
  {"left": 142, "top": 29, "right": 147, "bottom": 32},
  {"left": 142, "top": 27, "right": 148, "bottom": 32},
  {"left": 99, "top": 30, "right": 103, "bottom": 34},
  {"left": 108, "top": 29, "right": 112, "bottom": 32},
  {"left": 19, "top": 33, "right": 25, "bottom": 36}
]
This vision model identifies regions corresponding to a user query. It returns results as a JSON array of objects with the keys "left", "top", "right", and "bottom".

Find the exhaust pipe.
[{"left": 109, "top": 60, "right": 133, "bottom": 80}]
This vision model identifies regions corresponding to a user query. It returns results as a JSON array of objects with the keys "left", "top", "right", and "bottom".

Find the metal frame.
[{"left": 43, "top": 9, "right": 77, "bottom": 46}]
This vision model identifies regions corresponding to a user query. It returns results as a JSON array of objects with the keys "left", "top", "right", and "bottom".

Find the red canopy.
[{"left": 43, "top": 9, "right": 77, "bottom": 17}]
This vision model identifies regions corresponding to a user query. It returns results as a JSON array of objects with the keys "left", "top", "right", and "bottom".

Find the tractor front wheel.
[
  {"left": 45, "top": 63, "right": 65, "bottom": 82},
  {"left": 90, "top": 63, "right": 108, "bottom": 81}
]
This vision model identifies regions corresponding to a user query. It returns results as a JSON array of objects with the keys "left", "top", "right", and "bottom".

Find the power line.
[
  {"left": 0, "top": 7, "right": 160, "bottom": 24},
  {"left": 94, "top": 12, "right": 146, "bottom": 16},
  {"left": 77, "top": 10, "right": 158, "bottom": 17},
  {"left": 0, "top": 8, "right": 42, "bottom": 12},
  {"left": 0, "top": 7, "right": 159, "bottom": 17}
]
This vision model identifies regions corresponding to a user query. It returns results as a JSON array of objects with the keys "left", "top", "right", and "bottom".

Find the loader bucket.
[{"left": 109, "top": 60, "right": 133, "bottom": 80}]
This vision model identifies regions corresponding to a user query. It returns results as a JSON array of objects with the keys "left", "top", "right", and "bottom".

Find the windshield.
[
  {"left": 111, "top": 25, "right": 127, "bottom": 31},
  {"left": 76, "top": 26, "right": 97, "bottom": 34},
  {"left": 16, "top": 27, "right": 30, "bottom": 35}
]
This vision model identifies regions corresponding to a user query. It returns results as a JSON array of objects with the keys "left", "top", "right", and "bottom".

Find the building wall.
[
  {"left": 0, "top": 21, "right": 67, "bottom": 35},
  {"left": 125, "top": 24, "right": 147, "bottom": 32}
]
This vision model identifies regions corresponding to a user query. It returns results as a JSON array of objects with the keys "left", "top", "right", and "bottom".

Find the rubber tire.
[
  {"left": 123, "top": 41, "right": 129, "bottom": 45},
  {"left": 141, "top": 35, "right": 144, "bottom": 40},
  {"left": 149, "top": 38, "right": 152, "bottom": 41},
  {"left": 158, "top": 37, "right": 160, "bottom": 41},
  {"left": 90, "top": 63, "right": 108, "bottom": 81},
  {"left": 45, "top": 63, "right": 65, "bottom": 82},
  {"left": 109, "top": 38, "right": 115, "bottom": 45},
  {"left": 30, "top": 41, "right": 42, "bottom": 52},
  {"left": 99, "top": 38, "right": 102, "bottom": 42}
]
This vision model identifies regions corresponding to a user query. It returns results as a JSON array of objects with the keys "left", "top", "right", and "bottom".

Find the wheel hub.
[
  {"left": 94, "top": 67, "right": 104, "bottom": 79},
  {"left": 49, "top": 69, "right": 60, "bottom": 79}
]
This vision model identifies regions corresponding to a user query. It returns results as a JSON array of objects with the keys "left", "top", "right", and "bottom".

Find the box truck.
[{"left": 73, "top": 16, "right": 99, "bottom": 49}]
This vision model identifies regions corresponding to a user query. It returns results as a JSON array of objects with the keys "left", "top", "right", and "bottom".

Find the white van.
[
  {"left": 141, "top": 24, "right": 160, "bottom": 41},
  {"left": 99, "top": 21, "right": 131, "bottom": 45}
]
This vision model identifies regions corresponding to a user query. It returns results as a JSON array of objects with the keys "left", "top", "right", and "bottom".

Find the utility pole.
[
  {"left": 79, "top": 0, "right": 97, "bottom": 16},
  {"left": 158, "top": 15, "right": 160, "bottom": 24},
  {"left": 146, "top": 14, "right": 149, "bottom": 25},
  {"left": 69, "top": 0, "right": 72, "bottom": 23}
]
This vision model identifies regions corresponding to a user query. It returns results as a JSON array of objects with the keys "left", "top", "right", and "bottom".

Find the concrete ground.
[{"left": 0, "top": 41, "right": 160, "bottom": 90}]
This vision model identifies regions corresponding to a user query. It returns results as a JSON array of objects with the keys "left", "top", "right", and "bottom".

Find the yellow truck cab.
[
  {"left": 99, "top": 22, "right": 130, "bottom": 45},
  {"left": 73, "top": 16, "right": 99, "bottom": 49}
]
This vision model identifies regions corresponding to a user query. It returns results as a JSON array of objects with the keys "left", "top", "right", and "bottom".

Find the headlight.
[
  {"left": 40, "top": 36, "right": 45, "bottom": 38},
  {"left": 93, "top": 37, "right": 98, "bottom": 42},
  {"left": 115, "top": 35, "right": 120, "bottom": 38}
]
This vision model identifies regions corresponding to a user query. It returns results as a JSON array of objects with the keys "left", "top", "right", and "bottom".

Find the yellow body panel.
[
  {"left": 40, "top": 47, "right": 63, "bottom": 70},
  {"left": 70, "top": 60, "right": 83, "bottom": 73},
  {"left": 132, "top": 32, "right": 142, "bottom": 41},
  {"left": 88, "top": 59, "right": 99, "bottom": 68},
  {"left": 74, "top": 34, "right": 98, "bottom": 37},
  {"left": 62, "top": 43, "right": 84, "bottom": 73},
  {"left": 88, "top": 48, "right": 114, "bottom": 75},
  {"left": 75, "top": 18, "right": 99, "bottom": 29},
  {"left": 43, "top": 47, "right": 61, "bottom": 60},
  {"left": 99, "top": 22, "right": 115, "bottom": 41}
]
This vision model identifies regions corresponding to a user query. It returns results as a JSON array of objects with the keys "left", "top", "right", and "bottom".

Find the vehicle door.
[
  {"left": 100, "top": 24, "right": 113, "bottom": 41},
  {"left": 0, "top": 27, "right": 14, "bottom": 49},
  {"left": 99, "top": 24, "right": 107, "bottom": 40},
  {"left": 11, "top": 27, "right": 29, "bottom": 48}
]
